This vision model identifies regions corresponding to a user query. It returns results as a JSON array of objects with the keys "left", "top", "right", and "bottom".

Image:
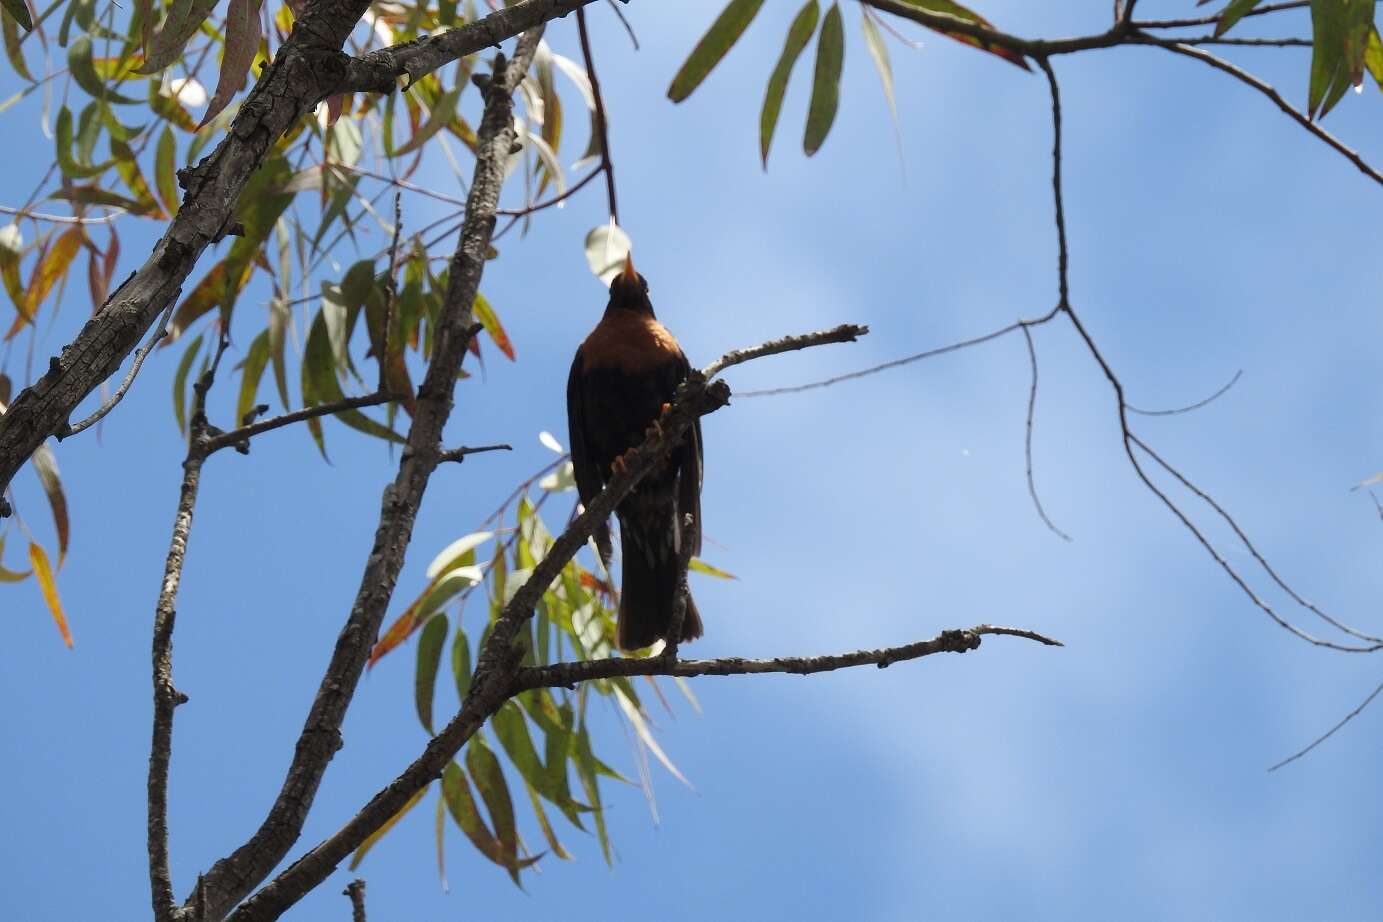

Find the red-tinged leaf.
[
  {"left": 86, "top": 245, "right": 106, "bottom": 311},
  {"left": 887, "top": 0, "right": 1029, "bottom": 70},
  {"left": 472, "top": 292, "right": 514, "bottom": 360},
  {"left": 415, "top": 613, "right": 448, "bottom": 733},
  {"left": 200, "top": 0, "right": 263, "bottom": 128},
  {"left": 0, "top": 536, "right": 31, "bottom": 582},
  {"left": 29, "top": 542, "right": 72, "bottom": 647},
  {"left": 14, "top": 226, "right": 83, "bottom": 336},
  {"left": 348, "top": 784, "right": 427, "bottom": 870},
  {"left": 29, "top": 444, "right": 69, "bottom": 564}
]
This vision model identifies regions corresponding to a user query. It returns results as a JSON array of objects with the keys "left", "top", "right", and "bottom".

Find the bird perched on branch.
[{"left": 567, "top": 254, "right": 703, "bottom": 651}]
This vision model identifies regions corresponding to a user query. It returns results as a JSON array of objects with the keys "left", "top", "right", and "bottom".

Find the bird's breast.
[{"left": 579, "top": 313, "right": 684, "bottom": 375}]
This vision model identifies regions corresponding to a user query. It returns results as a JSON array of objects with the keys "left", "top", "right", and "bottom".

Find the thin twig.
[
  {"left": 0, "top": 204, "right": 126, "bottom": 224},
  {"left": 1268, "top": 676, "right": 1383, "bottom": 771},
  {"left": 437, "top": 443, "right": 512, "bottom": 463},
  {"left": 1141, "top": 36, "right": 1383, "bottom": 187},
  {"left": 201, "top": 392, "right": 399, "bottom": 456},
  {"left": 576, "top": 6, "right": 618, "bottom": 225},
  {"left": 495, "top": 166, "right": 601, "bottom": 216},
  {"left": 380, "top": 194, "right": 402, "bottom": 395},
  {"left": 604, "top": 0, "right": 639, "bottom": 49},
  {"left": 1127, "top": 369, "right": 1243, "bottom": 417},
  {"left": 61, "top": 298, "right": 177, "bottom": 439},
  {"left": 520, "top": 624, "right": 1062, "bottom": 689},
  {"left": 1020, "top": 325, "right": 1071, "bottom": 541},
  {"left": 703, "top": 323, "right": 869, "bottom": 378}
]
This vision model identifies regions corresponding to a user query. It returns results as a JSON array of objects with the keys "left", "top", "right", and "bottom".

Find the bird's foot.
[{"left": 611, "top": 449, "right": 636, "bottom": 475}]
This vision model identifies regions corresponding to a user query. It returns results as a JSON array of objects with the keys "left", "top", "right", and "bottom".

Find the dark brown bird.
[{"left": 567, "top": 254, "right": 703, "bottom": 651}]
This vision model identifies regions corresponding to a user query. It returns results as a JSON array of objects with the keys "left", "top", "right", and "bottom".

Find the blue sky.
[{"left": 5, "top": 1, "right": 1383, "bottom": 919}]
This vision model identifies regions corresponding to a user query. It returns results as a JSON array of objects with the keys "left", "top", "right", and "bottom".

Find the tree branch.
[
  {"left": 343, "top": 879, "right": 367, "bottom": 922},
  {"left": 223, "top": 324, "right": 870, "bottom": 921},
  {"left": 0, "top": 0, "right": 606, "bottom": 519},
  {"left": 189, "top": 34, "right": 546, "bottom": 921},
  {"left": 519, "top": 625, "right": 1062, "bottom": 689},
  {"left": 199, "top": 393, "right": 399, "bottom": 457}
]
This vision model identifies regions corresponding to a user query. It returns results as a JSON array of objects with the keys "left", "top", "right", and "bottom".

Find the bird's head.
[{"left": 606, "top": 253, "right": 654, "bottom": 316}]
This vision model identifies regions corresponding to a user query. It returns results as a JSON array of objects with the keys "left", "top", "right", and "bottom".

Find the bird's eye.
[{"left": 640, "top": 277, "right": 649, "bottom": 293}]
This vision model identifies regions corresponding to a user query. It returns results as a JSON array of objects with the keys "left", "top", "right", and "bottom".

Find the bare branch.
[
  {"left": 702, "top": 323, "right": 869, "bottom": 378},
  {"left": 576, "top": 6, "right": 619, "bottom": 224},
  {"left": 1132, "top": 1, "right": 1308, "bottom": 30},
  {"left": 520, "top": 624, "right": 1062, "bottom": 689},
  {"left": 0, "top": 204, "right": 126, "bottom": 224},
  {"left": 61, "top": 298, "right": 177, "bottom": 440},
  {"left": 1127, "top": 370, "right": 1243, "bottom": 417},
  {"left": 437, "top": 443, "right": 512, "bottom": 463},
  {"left": 1020, "top": 326, "right": 1071, "bottom": 541},
  {"left": 1268, "top": 675, "right": 1383, "bottom": 772}
]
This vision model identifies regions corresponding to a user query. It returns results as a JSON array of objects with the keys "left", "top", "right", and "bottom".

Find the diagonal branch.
[
  {"left": 187, "top": 32, "right": 547, "bottom": 922},
  {"left": 0, "top": 0, "right": 608, "bottom": 520},
  {"left": 224, "top": 324, "right": 869, "bottom": 922}
]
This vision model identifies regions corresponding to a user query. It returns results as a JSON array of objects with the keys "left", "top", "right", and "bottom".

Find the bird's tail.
[{"left": 616, "top": 511, "right": 703, "bottom": 651}]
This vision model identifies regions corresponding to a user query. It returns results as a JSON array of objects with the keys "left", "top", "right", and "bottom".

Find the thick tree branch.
[
  {"left": 338, "top": 0, "right": 596, "bottom": 93},
  {"left": 0, "top": 0, "right": 606, "bottom": 518},
  {"left": 224, "top": 325, "right": 868, "bottom": 921},
  {"left": 519, "top": 625, "right": 1062, "bottom": 689},
  {"left": 189, "top": 34, "right": 545, "bottom": 922}
]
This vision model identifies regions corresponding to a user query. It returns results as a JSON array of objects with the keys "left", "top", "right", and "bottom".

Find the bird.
[{"left": 566, "top": 254, "right": 703, "bottom": 651}]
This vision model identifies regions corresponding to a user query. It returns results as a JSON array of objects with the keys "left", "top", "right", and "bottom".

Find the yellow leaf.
[{"left": 29, "top": 542, "right": 72, "bottom": 647}]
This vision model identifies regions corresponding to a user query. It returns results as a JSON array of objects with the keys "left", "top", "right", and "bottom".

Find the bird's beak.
[{"left": 619, "top": 252, "right": 637, "bottom": 284}]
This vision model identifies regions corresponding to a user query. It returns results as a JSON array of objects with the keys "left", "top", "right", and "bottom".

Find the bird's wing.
[
  {"left": 673, "top": 351, "right": 703, "bottom": 558},
  {"left": 566, "top": 351, "right": 613, "bottom": 567}
]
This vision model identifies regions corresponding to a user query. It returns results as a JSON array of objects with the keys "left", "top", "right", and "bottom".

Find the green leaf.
[
  {"left": 54, "top": 105, "right": 111, "bottom": 180},
  {"left": 302, "top": 309, "right": 405, "bottom": 446},
  {"left": 172, "top": 334, "right": 203, "bottom": 433},
  {"left": 451, "top": 625, "right": 472, "bottom": 703},
  {"left": 2, "top": 0, "right": 33, "bottom": 32},
  {"left": 391, "top": 86, "right": 462, "bottom": 158},
  {"left": 68, "top": 35, "right": 141, "bottom": 105},
  {"left": 1214, "top": 0, "right": 1266, "bottom": 37},
  {"left": 415, "top": 613, "right": 448, "bottom": 734},
  {"left": 668, "top": 0, "right": 768, "bottom": 102},
  {"left": 236, "top": 329, "right": 270, "bottom": 426},
  {"left": 803, "top": 3, "right": 844, "bottom": 156},
  {"left": 348, "top": 784, "right": 427, "bottom": 870},
  {"left": 155, "top": 125, "right": 179, "bottom": 215},
  {"left": 572, "top": 720, "right": 611, "bottom": 864},
  {"left": 466, "top": 734, "right": 525, "bottom": 881},
  {"left": 760, "top": 0, "right": 819, "bottom": 167},
  {"left": 1365, "top": 25, "right": 1383, "bottom": 90},
  {"left": 524, "top": 780, "right": 571, "bottom": 860},
  {"left": 1307, "top": 0, "right": 1374, "bottom": 119},
  {"left": 886, "top": 1, "right": 1028, "bottom": 69},
  {"left": 139, "top": 0, "right": 219, "bottom": 74}
]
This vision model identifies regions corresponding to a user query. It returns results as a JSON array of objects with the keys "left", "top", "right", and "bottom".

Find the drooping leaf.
[
  {"left": 201, "top": 0, "right": 262, "bottom": 127},
  {"left": 302, "top": 309, "right": 405, "bottom": 446},
  {"left": 166, "top": 258, "right": 251, "bottom": 344},
  {"left": 1365, "top": 25, "right": 1383, "bottom": 90},
  {"left": 29, "top": 542, "right": 72, "bottom": 647},
  {"left": 668, "top": 0, "right": 767, "bottom": 102},
  {"left": 155, "top": 128, "right": 180, "bottom": 216},
  {"left": 451, "top": 626, "right": 472, "bottom": 703},
  {"left": 443, "top": 760, "right": 521, "bottom": 870},
  {"left": 0, "top": 536, "right": 31, "bottom": 582},
  {"left": 235, "top": 328, "right": 271, "bottom": 425},
  {"left": 415, "top": 613, "right": 448, "bottom": 734},
  {"left": 803, "top": 3, "right": 844, "bottom": 157},
  {"left": 371, "top": 566, "right": 482, "bottom": 665},
  {"left": 139, "top": 0, "right": 220, "bottom": 75},
  {"left": 466, "top": 734, "right": 526, "bottom": 880},
  {"left": 172, "top": 333, "right": 203, "bottom": 433},
  {"left": 859, "top": 8, "right": 901, "bottom": 148},
  {"left": 1308, "top": 0, "right": 1374, "bottom": 120},
  {"left": 68, "top": 35, "right": 142, "bottom": 105},
  {"left": 348, "top": 784, "right": 427, "bottom": 870},
  {"left": 760, "top": 0, "right": 819, "bottom": 167},
  {"left": 29, "top": 445, "right": 69, "bottom": 564},
  {"left": 571, "top": 720, "right": 611, "bottom": 864},
  {"left": 471, "top": 292, "right": 515, "bottom": 360},
  {"left": 17, "top": 226, "right": 84, "bottom": 333}
]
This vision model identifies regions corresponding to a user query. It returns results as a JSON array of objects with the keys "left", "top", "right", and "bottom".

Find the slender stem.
[
  {"left": 576, "top": 6, "right": 618, "bottom": 225},
  {"left": 201, "top": 393, "right": 399, "bottom": 456}
]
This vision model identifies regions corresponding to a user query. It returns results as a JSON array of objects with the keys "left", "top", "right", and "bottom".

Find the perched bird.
[{"left": 567, "top": 254, "right": 703, "bottom": 651}]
